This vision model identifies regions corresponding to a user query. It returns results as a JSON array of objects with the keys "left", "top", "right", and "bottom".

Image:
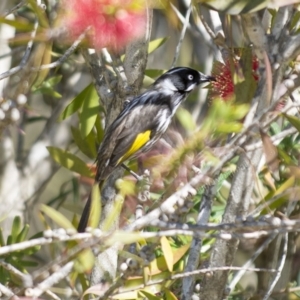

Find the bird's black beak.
[{"left": 199, "top": 72, "right": 216, "bottom": 83}]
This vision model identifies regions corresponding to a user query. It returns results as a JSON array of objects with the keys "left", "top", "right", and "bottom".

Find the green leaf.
[
  {"left": 176, "top": 107, "right": 196, "bottom": 131},
  {"left": 290, "top": 10, "right": 300, "bottom": 31},
  {"left": 40, "top": 204, "right": 75, "bottom": 229},
  {"left": 16, "top": 224, "right": 29, "bottom": 243},
  {"left": 33, "top": 86, "right": 62, "bottom": 98},
  {"left": 160, "top": 236, "right": 173, "bottom": 272},
  {"left": 284, "top": 114, "right": 300, "bottom": 133},
  {"left": 18, "top": 260, "right": 39, "bottom": 268},
  {"left": 47, "top": 75, "right": 62, "bottom": 86},
  {"left": 59, "top": 83, "right": 95, "bottom": 121},
  {"left": 216, "top": 122, "right": 243, "bottom": 133},
  {"left": 74, "top": 249, "right": 95, "bottom": 273},
  {"left": 11, "top": 216, "right": 22, "bottom": 244},
  {"left": 139, "top": 290, "right": 162, "bottom": 300},
  {"left": 165, "top": 289, "right": 178, "bottom": 300},
  {"left": 0, "top": 228, "right": 4, "bottom": 246},
  {"left": 32, "top": 42, "right": 53, "bottom": 87},
  {"left": 149, "top": 244, "right": 190, "bottom": 275},
  {"left": 79, "top": 84, "right": 100, "bottom": 138},
  {"left": 278, "top": 148, "right": 293, "bottom": 165},
  {"left": 47, "top": 146, "right": 94, "bottom": 178},
  {"left": 148, "top": 37, "right": 169, "bottom": 54},
  {"left": 0, "top": 17, "right": 34, "bottom": 31},
  {"left": 71, "top": 126, "right": 97, "bottom": 159},
  {"left": 88, "top": 184, "right": 101, "bottom": 229}
]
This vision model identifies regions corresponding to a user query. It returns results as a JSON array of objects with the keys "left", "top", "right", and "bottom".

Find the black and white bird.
[{"left": 78, "top": 67, "right": 215, "bottom": 232}]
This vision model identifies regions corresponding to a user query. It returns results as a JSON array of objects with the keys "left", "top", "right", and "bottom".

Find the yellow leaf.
[
  {"left": 165, "top": 289, "right": 178, "bottom": 300},
  {"left": 88, "top": 184, "right": 101, "bottom": 229},
  {"left": 74, "top": 249, "right": 95, "bottom": 273},
  {"left": 40, "top": 204, "right": 75, "bottom": 229},
  {"left": 149, "top": 243, "right": 190, "bottom": 275},
  {"left": 160, "top": 236, "right": 173, "bottom": 272}
]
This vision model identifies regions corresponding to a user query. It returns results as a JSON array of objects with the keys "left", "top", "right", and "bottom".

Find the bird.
[{"left": 77, "top": 67, "right": 215, "bottom": 232}]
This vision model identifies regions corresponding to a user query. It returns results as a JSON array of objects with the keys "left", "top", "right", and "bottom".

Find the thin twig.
[
  {"left": 32, "top": 31, "right": 86, "bottom": 71},
  {"left": 25, "top": 261, "right": 74, "bottom": 298},
  {"left": 0, "top": 9, "right": 39, "bottom": 81},
  {"left": 196, "top": 4, "right": 217, "bottom": 41},
  {"left": 0, "top": 283, "right": 14, "bottom": 297},
  {"left": 0, "top": 260, "right": 33, "bottom": 287},
  {"left": 171, "top": 1, "right": 192, "bottom": 68},
  {"left": 113, "top": 266, "right": 276, "bottom": 297},
  {"left": 98, "top": 275, "right": 125, "bottom": 300},
  {"left": 229, "top": 233, "right": 277, "bottom": 291},
  {"left": 245, "top": 127, "right": 297, "bottom": 152},
  {"left": 182, "top": 184, "right": 214, "bottom": 299},
  {"left": 3, "top": 0, "right": 27, "bottom": 17},
  {"left": 263, "top": 233, "right": 288, "bottom": 300}
]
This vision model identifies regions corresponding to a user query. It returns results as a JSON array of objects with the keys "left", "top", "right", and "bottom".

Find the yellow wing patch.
[{"left": 118, "top": 130, "right": 151, "bottom": 164}]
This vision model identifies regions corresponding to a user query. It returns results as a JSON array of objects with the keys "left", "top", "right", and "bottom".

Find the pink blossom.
[{"left": 61, "top": 0, "right": 146, "bottom": 51}]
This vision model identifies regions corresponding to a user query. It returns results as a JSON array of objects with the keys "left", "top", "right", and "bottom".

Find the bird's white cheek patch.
[
  {"left": 161, "top": 78, "right": 178, "bottom": 94},
  {"left": 185, "top": 83, "right": 197, "bottom": 91}
]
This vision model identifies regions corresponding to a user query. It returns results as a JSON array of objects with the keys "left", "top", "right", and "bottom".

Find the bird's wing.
[
  {"left": 96, "top": 91, "right": 171, "bottom": 180},
  {"left": 110, "top": 102, "right": 165, "bottom": 165}
]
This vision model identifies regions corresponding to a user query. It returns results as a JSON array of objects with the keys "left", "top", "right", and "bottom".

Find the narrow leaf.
[
  {"left": 71, "top": 126, "right": 97, "bottom": 159},
  {"left": 16, "top": 224, "right": 30, "bottom": 243},
  {"left": 0, "top": 17, "right": 34, "bottom": 31},
  {"left": 260, "top": 130, "right": 279, "bottom": 172},
  {"left": 148, "top": 37, "right": 169, "bottom": 54},
  {"left": 149, "top": 244, "right": 190, "bottom": 275},
  {"left": 88, "top": 184, "right": 101, "bottom": 229},
  {"left": 40, "top": 204, "right": 75, "bottom": 229},
  {"left": 165, "top": 289, "right": 178, "bottom": 300},
  {"left": 0, "top": 228, "right": 5, "bottom": 246},
  {"left": 74, "top": 249, "right": 95, "bottom": 273},
  {"left": 139, "top": 290, "right": 162, "bottom": 300},
  {"left": 284, "top": 114, "right": 300, "bottom": 132},
  {"left": 11, "top": 216, "right": 22, "bottom": 244},
  {"left": 79, "top": 85, "right": 100, "bottom": 138},
  {"left": 33, "top": 42, "right": 53, "bottom": 87},
  {"left": 47, "top": 146, "right": 93, "bottom": 178},
  {"left": 160, "top": 236, "right": 173, "bottom": 272},
  {"left": 59, "top": 84, "right": 94, "bottom": 120},
  {"left": 216, "top": 122, "right": 243, "bottom": 133}
]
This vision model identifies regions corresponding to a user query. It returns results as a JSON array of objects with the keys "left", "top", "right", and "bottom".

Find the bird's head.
[{"left": 155, "top": 67, "right": 215, "bottom": 94}]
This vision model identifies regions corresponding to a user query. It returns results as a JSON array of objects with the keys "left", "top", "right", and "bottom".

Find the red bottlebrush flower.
[
  {"left": 60, "top": 0, "right": 147, "bottom": 51},
  {"left": 210, "top": 55, "right": 259, "bottom": 101},
  {"left": 210, "top": 60, "right": 235, "bottom": 100}
]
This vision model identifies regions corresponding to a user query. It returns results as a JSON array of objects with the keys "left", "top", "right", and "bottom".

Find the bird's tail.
[{"left": 77, "top": 181, "right": 103, "bottom": 233}]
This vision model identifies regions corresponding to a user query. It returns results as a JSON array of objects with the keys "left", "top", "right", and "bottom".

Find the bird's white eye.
[{"left": 188, "top": 74, "right": 194, "bottom": 80}]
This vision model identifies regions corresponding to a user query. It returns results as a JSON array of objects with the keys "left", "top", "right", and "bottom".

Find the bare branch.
[
  {"left": 263, "top": 233, "right": 288, "bottom": 300},
  {"left": 25, "top": 261, "right": 74, "bottom": 298},
  {"left": 0, "top": 9, "right": 38, "bottom": 81},
  {"left": 181, "top": 185, "right": 214, "bottom": 299},
  {"left": 0, "top": 260, "right": 33, "bottom": 287},
  {"left": 32, "top": 31, "right": 86, "bottom": 71},
  {"left": 171, "top": 2, "right": 192, "bottom": 68}
]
